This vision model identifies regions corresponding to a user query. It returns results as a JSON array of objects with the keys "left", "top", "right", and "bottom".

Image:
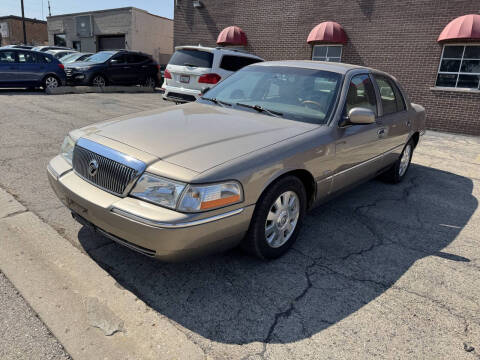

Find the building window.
[
  {"left": 54, "top": 34, "right": 66, "bottom": 47},
  {"left": 436, "top": 45, "right": 480, "bottom": 89},
  {"left": 312, "top": 45, "right": 342, "bottom": 62}
]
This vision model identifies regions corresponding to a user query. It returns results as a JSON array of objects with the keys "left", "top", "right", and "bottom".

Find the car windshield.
[
  {"left": 169, "top": 49, "right": 213, "bottom": 68},
  {"left": 86, "top": 51, "right": 116, "bottom": 63},
  {"left": 201, "top": 65, "right": 343, "bottom": 124}
]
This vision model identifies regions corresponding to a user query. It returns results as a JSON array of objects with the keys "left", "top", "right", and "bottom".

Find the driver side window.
[{"left": 344, "top": 74, "right": 377, "bottom": 116}]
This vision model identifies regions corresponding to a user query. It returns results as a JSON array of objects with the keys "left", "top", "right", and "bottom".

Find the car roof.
[
  {"left": 174, "top": 45, "right": 263, "bottom": 59},
  {"left": 253, "top": 60, "right": 375, "bottom": 74}
]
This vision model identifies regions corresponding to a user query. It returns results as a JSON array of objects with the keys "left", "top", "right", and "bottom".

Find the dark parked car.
[
  {"left": 0, "top": 49, "right": 66, "bottom": 90},
  {"left": 64, "top": 50, "right": 160, "bottom": 88}
]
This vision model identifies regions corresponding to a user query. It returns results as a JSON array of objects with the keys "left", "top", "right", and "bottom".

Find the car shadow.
[{"left": 78, "top": 164, "right": 477, "bottom": 345}]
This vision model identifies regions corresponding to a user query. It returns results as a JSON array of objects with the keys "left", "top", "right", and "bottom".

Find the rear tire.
[
  {"left": 43, "top": 75, "right": 59, "bottom": 91},
  {"left": 242, "top": 176, "right": 307, "bottom": 260},
  {"left": 380, "top": 139, "right": 414, "bottom": 183},
  {"left": 144, "top": 76, "right": 156, "bottom": 89}
]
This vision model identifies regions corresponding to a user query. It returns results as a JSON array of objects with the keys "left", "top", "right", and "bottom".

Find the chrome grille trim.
[{"left": 73, "top": 138, "right": 146, "bottom": 197}]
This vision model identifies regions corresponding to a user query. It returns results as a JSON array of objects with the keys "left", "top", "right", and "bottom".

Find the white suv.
[{"left": 162, "top": 46, "right": 263, "bottom": 103}]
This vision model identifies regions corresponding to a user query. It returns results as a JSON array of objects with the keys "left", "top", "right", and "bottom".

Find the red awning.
[
  {"left": 217, "top": 26, "right": 247, "bottom": 46},
  {"left": 438, "top": 14, "right": 480, "bottom": 42},
  {"left": 307, "top": 21, "right": 348, "bottom": 44}
]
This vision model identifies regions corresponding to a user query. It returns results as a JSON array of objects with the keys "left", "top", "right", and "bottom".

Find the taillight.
[
  {"left": 164, "top": 69, "right": 172, "bottom": 79},
  {"left": 198, "top": 73, "right": 221, "bottom": 84},
  {"left": 58, "top": 63, "right": 65, "bottom": 69}
]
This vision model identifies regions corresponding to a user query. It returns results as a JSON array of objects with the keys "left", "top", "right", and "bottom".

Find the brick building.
[
  {"left": 0, "top": 16, "right": 47, "bottom": 46},
  {"left": 173, "top": 1, "right": 480, "bottom": 135}
]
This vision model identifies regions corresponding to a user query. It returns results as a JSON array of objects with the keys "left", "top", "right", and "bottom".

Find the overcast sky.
[{"left": 1, "top": 0, "right": 174, "bottom": 20}]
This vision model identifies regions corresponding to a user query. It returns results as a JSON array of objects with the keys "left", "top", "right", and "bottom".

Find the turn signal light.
[
  {"left": 198, "top": 73, "right": 221, "bottom": 84},
  {"left": 164, "top": 69, "right": 172, "bottom": 79}
]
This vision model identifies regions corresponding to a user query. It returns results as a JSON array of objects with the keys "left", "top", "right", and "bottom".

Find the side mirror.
[
  {"left": 109, "top": 59, "right": 119, "bottom": 65},
  {"left": 348, "top": 107, "right": 376, "bottom": 125},
  {"left": 200, "top": 87, "right": 210, "bottom": 96}
]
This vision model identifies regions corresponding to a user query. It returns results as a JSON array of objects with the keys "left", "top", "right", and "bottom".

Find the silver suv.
[{"left": 162, "top": 45, "right": 263, "bottom": 103}]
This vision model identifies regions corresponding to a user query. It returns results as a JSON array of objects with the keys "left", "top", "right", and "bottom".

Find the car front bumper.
[{"left": 47, "top": 155, "right": 254, "bottom": 261}]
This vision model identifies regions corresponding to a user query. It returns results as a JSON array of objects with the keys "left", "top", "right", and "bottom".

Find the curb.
[{"left": 0, "top": 188, "right": 204, "bottom": 360}]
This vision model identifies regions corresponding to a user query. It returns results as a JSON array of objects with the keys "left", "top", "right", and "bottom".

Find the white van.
[{"left": 163, "top": 46, "right": 263, "bottom": 103}]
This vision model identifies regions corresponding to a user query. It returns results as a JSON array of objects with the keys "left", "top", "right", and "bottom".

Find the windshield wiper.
[
  {"left": 201, "top": 97, "right": 232, "bottom": 108},
  {"left": 183, "top": 63, "right": 198, "bottom": 67},
  {"left": 235, "top": 103, "right": 283, "bottom": 117}
]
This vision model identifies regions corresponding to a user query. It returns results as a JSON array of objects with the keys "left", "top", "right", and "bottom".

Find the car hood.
[{"left": 90, "top": 103, "right": 318, "bottom": 173}]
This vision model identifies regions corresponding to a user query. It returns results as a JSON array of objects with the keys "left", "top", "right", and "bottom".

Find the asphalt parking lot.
[{"left": 1, "top": 90, "right": 479, "bottom": 359}]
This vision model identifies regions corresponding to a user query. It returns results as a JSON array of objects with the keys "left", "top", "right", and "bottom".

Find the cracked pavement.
[{"left": 0, "top": 91, "right": 479, "bottom": 359}]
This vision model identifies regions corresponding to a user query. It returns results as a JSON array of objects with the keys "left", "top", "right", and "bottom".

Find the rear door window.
[
  {"left": 127, "top": 54, "right": 148, "bottom": 64},
  {"left": 17, "top": 51, "right": 38, "bottom": 63},
  {"left": 169, "top": 49, "right": 213, "bottom": 68},
  {"left": 373, "top": 75, "right": 406, "bottom": 114},
  {"left": 219, "top": 55, "right": 262, "bottom": 72}
]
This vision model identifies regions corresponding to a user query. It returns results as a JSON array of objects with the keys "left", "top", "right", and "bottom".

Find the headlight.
[
  {"left": 130, "top": 174, "right": 186, "bottom": 210},
  {"left": 60, "top": 135, "right": 75, "bottom": 165},
  {"left": 178, "top": 182, "right": 243, "bottom": 212},
  {"left": 76, "top": 66, "right": 92, "bottom": 71}
]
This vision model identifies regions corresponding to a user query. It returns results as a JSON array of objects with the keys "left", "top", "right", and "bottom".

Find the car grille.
[
  {"left": 65, "top": 68, "right": 73, "bottom": 77},
  {"left": 73, "top": 145, "right": 138, "bottom": 196}
]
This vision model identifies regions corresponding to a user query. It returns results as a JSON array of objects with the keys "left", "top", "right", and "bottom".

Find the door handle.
[
  {"left": 377, "top": 128, "right": 386, "bottom": 137},
  {"left": 406, "top": 119, "right": 411, "bottom": 127}
]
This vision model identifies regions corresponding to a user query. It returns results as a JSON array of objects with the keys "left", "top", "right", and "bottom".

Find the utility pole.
[
  {"left": 20, "top": 0, "right": 27, "bottom": 44},
  {"left": 48, "top": 0, "right": 52, "bottom": 17}
]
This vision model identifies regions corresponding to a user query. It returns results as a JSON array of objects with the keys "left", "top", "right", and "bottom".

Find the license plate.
[{"left": 179, "top": 75, "right": 190, "bottom": 83}]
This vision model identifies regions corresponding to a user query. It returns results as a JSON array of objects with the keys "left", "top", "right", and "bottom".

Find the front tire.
[
  {"left": 380, "top": 139, "right": 414, "bottom": 183},
  {"left": 91, "top": 75, "right": 106, "bottom": 88},
  {"left": 242, "top": 176, "right": 307, "bottom": 260}
]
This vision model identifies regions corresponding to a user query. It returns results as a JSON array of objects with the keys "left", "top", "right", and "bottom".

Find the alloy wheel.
[
  {"left": 92, "top": 76, "right": 106, "bottom": 87},
  {"left": 265, "top": 191, "right": 300, "bottom": 248},
  {"left": 45, "top": 76, "right": 59, "bottom": 89},
  {"left": 399, "top": 144, "right": 412, "bottom": 176},
  {"left": 144, "top": 77, "right": 156, "bottom": 88}
]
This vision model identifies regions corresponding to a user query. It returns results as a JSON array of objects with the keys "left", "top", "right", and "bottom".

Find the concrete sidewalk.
[{"left": 0, "top": 189, "right": 205, "bottom": 360}]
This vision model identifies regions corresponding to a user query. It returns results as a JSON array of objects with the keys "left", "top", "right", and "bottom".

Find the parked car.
[
  {"left": 32, "top": 46, "right": 71, "bottom": 52},
  {"left": 163, "top": 46, "right": 263, "bottom": 103},
  {"left": 64, "top": 50, "right": 159, "bottom": 88},
  {"left": 0, "top": 44, "right": 34, "bottom": 50},
  {"left": 60, "top": 52, "right": 93, "bottom": 64},
  {"left": 0, "top": 49, "right": 66, "bottom": 90},
  {"left": 48, "top": 61, "right": 425, "bottom": 261},
  {"left": 46, "top": 49, "right": 78, "bottom": 60}
]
